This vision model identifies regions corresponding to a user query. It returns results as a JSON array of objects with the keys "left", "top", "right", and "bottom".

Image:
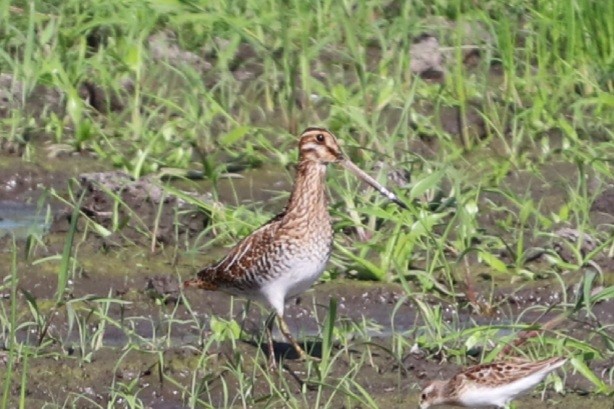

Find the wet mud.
[
  {"left": 1, "top": 274, "right": 613, "bottom": 408},
  {"left": 1, "top": 144, "right": 613, "bottom": 408},
  {"left": 1, "top": 144, "right": 613, "bottom": 409}
]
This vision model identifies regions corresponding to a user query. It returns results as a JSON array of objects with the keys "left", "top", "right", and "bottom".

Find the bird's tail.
[
  {"left": 532, "top": 356, "right": 567, "bottom": 373},
  {"left": 545, "top": 356, "right": 567, "bottom": 369},
  {"left": 183, "top": 274, "right": 218, "bottom": 290}
]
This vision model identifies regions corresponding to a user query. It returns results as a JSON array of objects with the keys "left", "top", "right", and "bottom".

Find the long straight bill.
[{"left": 340, "top": 159, "right": 408, "bottom": 209}]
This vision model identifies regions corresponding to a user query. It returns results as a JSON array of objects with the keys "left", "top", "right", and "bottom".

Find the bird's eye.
[
  {"left": 316, "top": 133, "right": 325, "bottom": 143},
  {"left": 421, "top": 393, "right": 426, "bottom": 400}
]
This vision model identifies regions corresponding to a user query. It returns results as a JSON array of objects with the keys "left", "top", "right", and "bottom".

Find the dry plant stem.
[
  {"left": 462, "top": 259, "right": 479, "bottom": 305},
  {"left": 497, "top": 312, "right": 568, "bottom": 359},
  {"left": 345, "top": 202, "right": 369, "bottom": 241},
  {"left": 9, "top": 5, "right": 54, "bottom": 18},
  {"left": 37, "top": 306, "right": 58, "bottom": 346}
]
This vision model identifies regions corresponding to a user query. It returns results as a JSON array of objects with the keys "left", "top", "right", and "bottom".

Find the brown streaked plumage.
[
  {"left": 419, "top": 357, "right": 567, "bottom": 408},
  {"left": 184, "top": 127, "right": 405, "bottom": 367}
]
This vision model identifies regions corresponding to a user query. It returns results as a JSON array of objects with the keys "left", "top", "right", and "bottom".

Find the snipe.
[
  {"left": 184, "top": 127, "right": 405, "bottom": 367},
  {"left": 419, "top": 357, "right": 567, "bottom": 408}
]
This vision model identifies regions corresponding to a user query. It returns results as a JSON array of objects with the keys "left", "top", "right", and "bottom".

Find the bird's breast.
[{"left": 269, "top": 213, "right": 333, "bottom": 299}]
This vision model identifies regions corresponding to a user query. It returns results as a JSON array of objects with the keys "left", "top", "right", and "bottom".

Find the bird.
[
  {"left": 419, "top": 356, "right": 567, "bottom": 408},
  {"left": 184, "top": 127, "right": 406, "bottom": 368}
]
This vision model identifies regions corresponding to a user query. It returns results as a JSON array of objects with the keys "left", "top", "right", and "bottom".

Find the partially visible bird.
[
  {"left": 419, "top": 357, "right": 567, "bottom": 409},
  {"left": 184, "top": 127, "right": 406, "bottom": 367}
]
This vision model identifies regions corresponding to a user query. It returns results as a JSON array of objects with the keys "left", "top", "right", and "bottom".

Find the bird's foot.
[
  {"left": 267, "top": 355, "right": 278, "bottom": 371},
  {"left": 296, "top": 349, "right": 320, "bottom": 363}
]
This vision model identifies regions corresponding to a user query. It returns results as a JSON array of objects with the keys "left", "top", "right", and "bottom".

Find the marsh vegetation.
[{"left": 0, "top": 0, "right": 613, "bottom": 408}]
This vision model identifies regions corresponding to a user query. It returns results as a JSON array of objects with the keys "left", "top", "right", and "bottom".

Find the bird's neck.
[{"left": 286, "top": 160, "right": 328, "bottom": 214}]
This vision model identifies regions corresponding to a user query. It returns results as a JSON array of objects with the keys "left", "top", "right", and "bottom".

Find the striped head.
[
  {"left": 297, "top": 127, "right": 408, "bottom": 209},
  {"left": 298, "top": 127, "right": 344, "bottom": 164}
]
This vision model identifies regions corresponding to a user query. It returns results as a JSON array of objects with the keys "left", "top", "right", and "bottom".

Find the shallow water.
[{"left": 0, "top": 200, "right": 48, "bottom": 239}]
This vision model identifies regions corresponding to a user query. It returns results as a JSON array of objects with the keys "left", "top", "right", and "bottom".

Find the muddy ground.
[{"left": 1, "top": 144, "right": 613, "bottom": 408}]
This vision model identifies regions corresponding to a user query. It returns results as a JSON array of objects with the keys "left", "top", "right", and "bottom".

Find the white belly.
[
  {"left": 460, "top": 371, "right": 547, "bottom": 407},
  {"left": 259, "top": 255, "right": 328, "bottom": 316},
  {"left": 283, "top": 257, "right": 328, "bottom": 299}
]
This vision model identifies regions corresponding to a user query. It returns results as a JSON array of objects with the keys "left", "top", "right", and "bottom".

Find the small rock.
[
  {"left": 410, "top": 35, "right": 444, "bottom": 80},
  {"left": 148, "top": 30, "right": 211, "bottom": 71},
  {"left": 553, "top": 227, "right": 599, "bottom": 263},
  {"left": 145, "top": 275, "right": 180, "bottom": 304}
]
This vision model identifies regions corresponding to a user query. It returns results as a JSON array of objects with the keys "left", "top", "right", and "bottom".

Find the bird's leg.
[
  {"left": 276, "top": 314, "right": 312, "bottom": 361},
  {"left": 265, "top": 312, "right": 277, "bottom": 370}
]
